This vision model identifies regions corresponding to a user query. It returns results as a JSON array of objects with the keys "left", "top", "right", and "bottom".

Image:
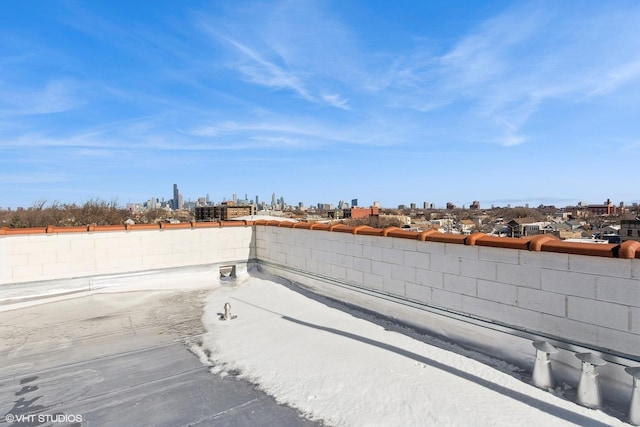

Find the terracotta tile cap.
[
  {"left": 293, "top": 222, "right": 312, "bottom": 229},
  {"left": 473, "top": 235, "right": 531, "bottom": 250},
  {"left": 465, "top": 232, "right": 486, "bottom": 246},
  {"left": 310, "top": 223, "right": 330, "bottom": 231},
  {"left": 253, "top": 219, "right": 269, "bottom": 225},
  {"left": 619, "top": 240, "right": 640, "bottom": 259},
  {"left": 126, "top": 223, "right": 160, "bottom": 230},
  {"left": 355, "top": 227, "right": 385, "bottom": 236},
  {"left": 424, "top": 232, "right": 467, "bottom": 244},
  {"left": 159, "top": 222, "right": 191, "bottom": 229},
  {"left": 529, "top": 234, "right": 558, "bottom": 251},
  {"left": 329, "top": 223, "right": 352, "bottom": 233},
  {"left": 352, "top": 225, "right": 373, "bottom": 235},
  {"left": 386, "top": 229, "right": 420, "bottom": 240},
  {"left": 382, "top": 226, "right": 401, "bottom": 237},
  {"left": 0, "top": 227, "right": 47, "bottom": 235},
  {"left": 46, "top": 225, "right": 90, "bottom": 233},
  {"left": 90, "top": 224, "right": 127, "bottom": 232},
  {"left": 418, "top": 229, "right": 438, "bottom": 241},
  {"left": 278, "top": 221, "right": 295, "bottom": 228},
  {"left": 191, "top": 221, "right": 221, "bottom": 228},
  {"left": 219, "top": 221, "right": 246, "bottom": 227},
  {"left": 539, "top": 240, "right": 617, "bottom": 258}
]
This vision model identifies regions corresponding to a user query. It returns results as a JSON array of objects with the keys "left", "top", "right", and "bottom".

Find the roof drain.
[{"left": 220, "top": 265, "right": 236, "bottom": 278}]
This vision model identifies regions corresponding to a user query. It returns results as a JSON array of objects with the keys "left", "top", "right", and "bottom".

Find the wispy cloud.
[
  {"left": 220, "top": 35, "right": 313, "bottom": 101},
  {"left": 195, "top": 2, "right": 355, "bottom": 111},
  {"left": 321, "top": 93, "right": 350, "bottom": 110},
  {"left": 0, "top": 79, "right": 83, "bottom": 115}
]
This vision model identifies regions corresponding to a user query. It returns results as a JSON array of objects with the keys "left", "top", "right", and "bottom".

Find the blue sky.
[{"left": 2, "top": 1, "right": 640, "bottom": 209}]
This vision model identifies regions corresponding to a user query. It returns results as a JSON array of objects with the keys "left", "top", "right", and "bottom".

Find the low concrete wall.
[
  {"left": 255, "top": 224, "right": 640, "bottom": 406},
  {"left": 0, "top": 226, "right": 255, "bottom": 286},
  {"left": 256, "top": 226, "right": 639, "bottom": 357}
]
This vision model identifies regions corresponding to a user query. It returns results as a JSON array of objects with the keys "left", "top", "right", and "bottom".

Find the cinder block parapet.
[{"left": 3, "top": 219, "right": 640, "bottom": 261}]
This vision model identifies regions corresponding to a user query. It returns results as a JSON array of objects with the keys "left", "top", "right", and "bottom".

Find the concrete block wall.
[
  {"left": 1, "top": 226, "right": 255, "bottom": 285},
  {"left": 255, "top": 225, "right": 640, "bottom": 358}
]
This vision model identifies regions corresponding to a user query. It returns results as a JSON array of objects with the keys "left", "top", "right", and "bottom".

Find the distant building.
[
  {"left": 507, "top": 218, "right": 542, "bottom": 237},
  {"left": 620, "top": 219, "right": 640, "bottom": 242},
  {"left": 172, "top": 184, "right": 183, "bottom": 210},
  {"left": 458, "top": 219, "right": 475, "bottom": 234},
  {"left": 470, "top": 201, "right": 480, "bottom": 210},
  {"left": 587, "top": 199, "right": 617, "bottom": 216},
  {"left": 351, "top": 199, "right": 358, "bottom": 207},
  {"left": 195, "top": 202, "right": 257, "bottom": 221},
  {"left": 446, "top": 202, "right": 456, "bottom": 210},
  {"left": 348, "top": 207, "right": 380, "bottom": 220}
]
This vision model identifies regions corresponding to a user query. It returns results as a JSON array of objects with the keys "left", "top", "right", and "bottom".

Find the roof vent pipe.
[
  {"left": 575, "top": 353, "right": 607, "bottom": 409},
  {"left": 531, "top": 341, "right": 558, "bottom": 390},
  {"left": 219, "top": 302, "right": 237, "bottom": 321},
  {"left": 625, "top": 367, "right": 640, "bottom": 425}
]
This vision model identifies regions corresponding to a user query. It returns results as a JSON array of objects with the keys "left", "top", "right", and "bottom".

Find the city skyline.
[{"left": 2, "top": 1, "right": 640, "bottom": 209}]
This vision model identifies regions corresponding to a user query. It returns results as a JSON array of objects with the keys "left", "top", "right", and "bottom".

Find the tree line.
[{"left": 0, "top": 199, "right": 177, "bottom": 228}]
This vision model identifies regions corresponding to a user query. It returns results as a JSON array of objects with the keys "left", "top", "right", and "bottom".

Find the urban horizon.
[{"left": 2, "top": 187, "right": 638, "bottom": 213}]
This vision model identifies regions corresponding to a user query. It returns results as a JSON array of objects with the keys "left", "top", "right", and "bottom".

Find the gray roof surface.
[{"left": 0, "top": 287, "right": 319, "bottom": 427}]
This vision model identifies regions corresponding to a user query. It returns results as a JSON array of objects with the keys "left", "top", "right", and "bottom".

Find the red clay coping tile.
[{"left": 1, "top": 222, "right": 639, "bottom": 259}]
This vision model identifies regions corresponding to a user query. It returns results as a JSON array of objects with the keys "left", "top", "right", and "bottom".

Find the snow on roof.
[{"left": 201, "top": 273, "right": 627, "bottom": 426}]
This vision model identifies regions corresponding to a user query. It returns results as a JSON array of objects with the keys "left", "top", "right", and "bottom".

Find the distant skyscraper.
[
  {"left": 233, "top": 193, "right": 237, "bottom": 204},
  {"left": 351, "top": 199, "right": 358, "bottom": 207},
  {"left": 256, "top": 195, "right": 259, "bottom": 206},
  {"left": 172, "top": 184, "right": 179, "bottom": 210},
  {"left": 271, "top": 193, "right": 276, "bottom": 207}
]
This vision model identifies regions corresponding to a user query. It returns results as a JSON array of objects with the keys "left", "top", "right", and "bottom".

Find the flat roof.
[{"left": 0, "top": 270, "right": 630, "bottom": 426}]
